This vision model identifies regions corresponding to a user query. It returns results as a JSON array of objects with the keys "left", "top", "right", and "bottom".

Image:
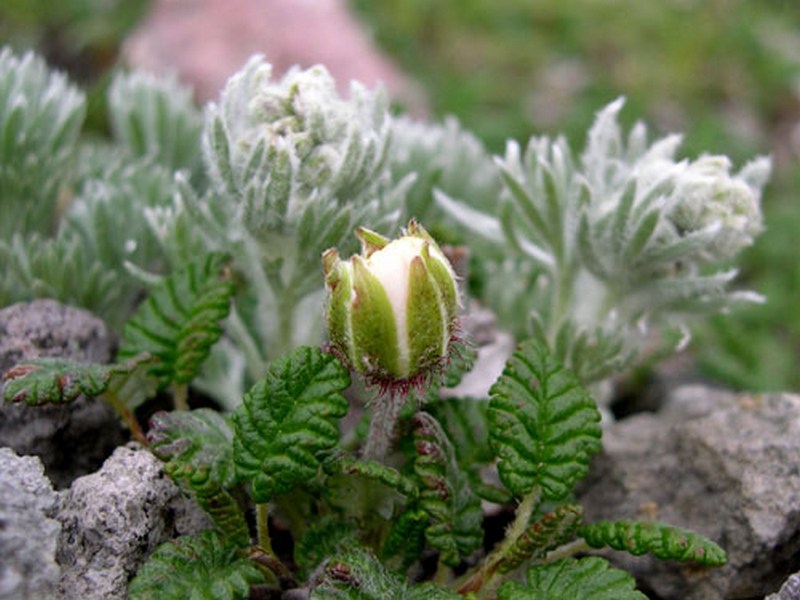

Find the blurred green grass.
[
  {"left": 1, "top": 0, "right": 798, "bottom": 391},
  {"left": 352, "top": 0, "right": 800, "bottom": 392}
]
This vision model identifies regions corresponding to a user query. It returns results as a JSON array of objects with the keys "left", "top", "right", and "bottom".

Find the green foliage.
[
  {"left": 0, "top": 47, "right": 85, "bottom": 238},
  {"left": 294, "top": 516, "right": 358, "bottom": 579},
  {"left": 579, "top": 520, "right": 727, "bottom": 566},
  {"left": 148, "top": 409, "right": 250, "bottom": 547},
  {"left": 380, "top": 508, "right": 428, "bottom": 569},
  {"left": 324, "top": 454, "right": 419, "bottom": 501},
  {"left": 311, "top": 547, "right": 460, "bottom": 600},
  {"left": 108, "top": 70, "right": 203, "bottom": 174},
  {"left": 497, "top": 557, "right": 647, "bottom": 600},
  {"left": 231, "top": 346, "right": 350, "bottom": 502},
  {"left": 2, "top": 353, "right": 152, "bottom": 406},
  {"left": 128, "top": 530, "right": 266, "bottom": 600},
  {"left": 487, "top": 340, "right": 602, "bottom": 500},
  {"left": 117, "top": 253, "right": 236, "bottom": 388},
  {"left": 495, "top": 504, "right": 583, "bottom": 574},
  {"left": 411, "top": 411, "right": 483, "bottom": 566}
]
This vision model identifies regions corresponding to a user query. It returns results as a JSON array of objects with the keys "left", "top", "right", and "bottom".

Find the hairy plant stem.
[
  {"left": 543, "top": 538, "right": 591, "bottom": 562},
  {"left": 256, "top": 503, "right": 274, "bottom": 555},
  {"left": 172, "top": 382, "right": 188, "bottom": 411},
  {"left": 103, "top": 391, "right": 147, "bottom": 445},
  {"left": 458, "top": 486, "right": 542, "bottom": 596},
  {"left": 362, "top": 391, "right": 407, "bottom": 461}
]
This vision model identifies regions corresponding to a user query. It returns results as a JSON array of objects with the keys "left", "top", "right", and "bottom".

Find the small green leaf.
[
  {"left": 232, "top": 346, "right": 350, "bottom": 502},
  {"left": 2, "top": 353, "right": 154, "bottom": 406},
  {"left": 311, "top": 547, "right": 460, "bottom": 599},
  {"left": 118, "top": 252, "right": 236, "bottom": 388},
  {"left": 295, "top": 516, "right": 358, "bottom": 578},
  {"left": 497, "top": 557, "right": 647, "bottom": 600},
  {"left": 488, "top": 340, "right": 602, "bottom": 500},
  {"left": 579, "top": 520, "right": 727, "bottom": 566},
  {"left": 381, "top": 508, "right": 428, "bottom": 569},
  {"left": 496, "top": 504, "right": 583, "bottom": 574},
  {"left": 324, "top": 454, "right": 419, "bottom": 500},
  {"left": 148, "top": 409, "right": 250, "bottom": 547},
  {"left": 412, "top": 411, "right": 483, "bottom": 566},
  {"left": 128, "top": 530, "right": 265, "bottom": 600}
]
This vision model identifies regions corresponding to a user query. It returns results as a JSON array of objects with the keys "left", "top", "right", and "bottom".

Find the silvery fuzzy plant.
[{"left": 0, "top": 47, "right": 768, "bottom": 598}]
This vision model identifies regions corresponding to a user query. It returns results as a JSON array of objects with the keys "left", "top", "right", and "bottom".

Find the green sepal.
[
  {"left": 231, "top": 346, "right": 350, "bottom": 502},
  {"left": 579, "top": 520, "right": 727, "bottom": 566},
  {"left": 2, "top": 353, "right": 155, "bottom": 407},
  {"left": 128, "top": 530, "right": 266, "bottom": 600},
  {"left": 421, "top": 242, "right": 459, "bottom": 323},
  {"left": 117, "top": 252, "right": 236, "bottom": 388},
  {"left": 412, "top": 411, "right": 483, "bottom": 566},
  {"left": 487, "top": 340, "right": 602, "bottom": 500},
  {"left": 323, "top": 250, "right": 355, "bottom": 366},
  {"left": 148, "top": 408, "right": 250, "bottom": 547},
  {"left": 350, "top": 255, "right": 401, "bottom": 377},
  {"left": 356, "top": 226, "right": 390, "bottom": 257},
  {"left": 496, "top": 504, "right": 583, "bottom": 574},
  {"left": 407, "top": 252, "right": 446, "bottom": 375},
  {"left": 497, "top": 557, "right": 647, "bottom": 600}
]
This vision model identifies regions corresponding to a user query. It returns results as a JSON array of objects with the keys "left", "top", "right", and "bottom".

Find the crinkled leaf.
[
  {"left": 323, "top": 454, "right": 419, "bottom": 500},
  {"left": 232, "top": 346, "right": 350, "bottom": 502},
  {"left": 381, "top": 508, "right": 428, "bottom": 569},
  {"left": 497, "top": 557, "right": 647, "bottom": 600},
  {"left": 311, "top": 547, "right": 459, "bottom": 600},
  {"left": 579, "top": 520, "right": 727, "bottom": 566},
  {"left": 488, "top": 340, "right": 602, "bottom": 500},
  {"left": 427, "top": 396, "right": 493, "bottom": 465},
  {"left": 128, "top": 530, "right": 265, "bottom": 600},
  {"left": 2, "top": 353, "right": 155, "bottom": 406},
  {"left": 496, "top": 504, "right": 583, "bottom": 574},
  {"left": 294, "top": 516, "right": 358, "bottom": 579},
  {"left": 118, "top": 252, "right": 236, "bottom": 388},
  {"left": 412, "top": 411, "right": 483, "bottom": 566},
  {"left": 148, "top": 409, "right": 249, "bottom": 547}
]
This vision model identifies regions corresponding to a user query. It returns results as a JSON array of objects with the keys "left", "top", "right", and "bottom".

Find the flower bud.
[{"left": 322, "top": 220, "right": 459, "bottom": 384}]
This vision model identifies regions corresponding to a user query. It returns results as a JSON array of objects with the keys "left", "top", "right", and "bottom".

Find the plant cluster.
[{"left": 0, "top": 46, "right": 769, "bottom": 597}]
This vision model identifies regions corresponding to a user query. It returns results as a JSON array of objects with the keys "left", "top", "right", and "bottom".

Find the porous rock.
[
  {"left": 579, "top": 385, "right": 800, "bottom": 599},
  {"left": 57, "top": 444, "right": 212, "bottom": 599},
  {"left": 0, "top": 448, "right": 61, "bottom": 599},
  {"left": 767, "top": 572, "right": 800, "bottom": 600},
  {"left": 0, "top": 300, "right": 124, "bottom": 488}
]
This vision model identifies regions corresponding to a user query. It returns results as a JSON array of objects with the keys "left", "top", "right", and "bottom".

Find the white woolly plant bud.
[
  {"left": 669, "top": 155, "right": 769, "bottom": 261},
  {"left": 322, "top": 220, "right": 460, "bottom": 389}
]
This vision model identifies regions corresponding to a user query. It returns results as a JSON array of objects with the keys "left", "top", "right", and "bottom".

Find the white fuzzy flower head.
[{"left": 669, "top": 155, "right": 770, "bottom": 260}]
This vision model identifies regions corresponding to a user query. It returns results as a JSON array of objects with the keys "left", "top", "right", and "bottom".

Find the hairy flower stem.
[
  {"left": 103, "top": 391, "right": 147, "bottom": 446},
  {"left": 362, "top": 393, "right": 407, "bottom": 461},
  {"left": 172, "top": 382, "right": 189, "bottom": 411},
  {"left": 256, "top": 503, "right": 274, "bottom": 555},
  {"left": 458, "top": 487, "right": 542, "bottom": 596},
  {"left": 542, "top": 538, "right": 591, "bottom": 563}
]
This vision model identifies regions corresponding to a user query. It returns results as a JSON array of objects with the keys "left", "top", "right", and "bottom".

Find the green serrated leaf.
[
  {"left": 579, "top": 520, "right": 727, "bottom": 566},
  {"left": 2, "top": 353, "right": 154, "bottom": 406},
  {"left": 487, "top": 340, "right": 602, "bottom": 500},
  {"left": 128, "top": 530, "right": 265, "bottom": 600},
  {"left": 381, "top": 508, "right": 428, "bottom": 569},
  {"left": 324, "top": 454, "right": 419, "bottom": 500},
  {"left": 497, "top": 557, "right": 647, "bottom": 600},
  {"left": 311, "top": 547, "right": 460, "bottom": 600},
  {"left": 295, "top": 516, "right": 358, "bottom": 578},
  {"left": 412, "top": 411, "right": 483, "bottom": 566},
  {"left": 496, "top": 504, "right": 583, "bottom": 574},
  {"left": 232, "top": 346, "right": 350, "bottom": 502},
  {"left": 148, "top": 409, "right": 250, "bottom": 547},
  {"left": 118, "top": 252, "right": 236, "bottom": 388}
]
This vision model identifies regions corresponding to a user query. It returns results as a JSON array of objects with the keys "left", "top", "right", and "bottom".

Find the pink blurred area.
[{"left": 123, "top": 0, "right": 427, "bottom": 113}]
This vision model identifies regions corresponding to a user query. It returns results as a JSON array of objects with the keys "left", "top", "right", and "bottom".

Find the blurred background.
[{"left": 1, "top": 0, "right": 798, "bottom": 391}]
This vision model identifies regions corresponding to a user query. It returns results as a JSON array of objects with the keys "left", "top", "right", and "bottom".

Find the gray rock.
[
  {"left": 0, "top": 300, "right": 124, "bottom": 488},
  {"left": 0, "top": 448, "right": 61, "bottom": 599},
  {"left": 579, "top": 385, "right": 800, "bottom": 599},
  {"left": 767, "top": 573, "right": 800, "bottom": 600},
  {"left": 56, "top": 444, "right": 213, "bottom": 600}
]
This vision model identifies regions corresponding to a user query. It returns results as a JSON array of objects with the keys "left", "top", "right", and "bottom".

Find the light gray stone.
[
  {"left": 579, "top": 386, "right": 800, "bottom": 599},
  {"left": 0, "top": 300, "right": 124, "bottom": 488},
  {"left": 56, "top": 444, "right": 213, "bottom": 600},
  {"left": 0, "top": 448, "right": 61, "bottom": 599},
  {"left": 767, "top": 573, "right": 800, "bottom": 600}
]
